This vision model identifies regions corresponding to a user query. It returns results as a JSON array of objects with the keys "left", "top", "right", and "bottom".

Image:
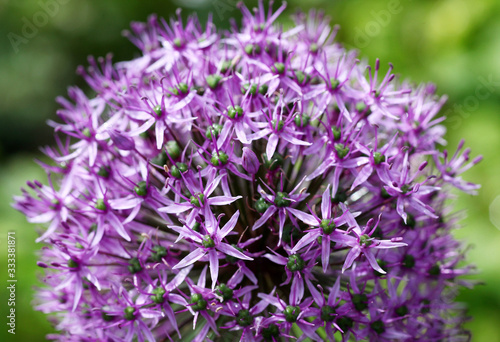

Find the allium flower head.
[{"left": 14, "top": 2, "right": 481, "bottom": 341}]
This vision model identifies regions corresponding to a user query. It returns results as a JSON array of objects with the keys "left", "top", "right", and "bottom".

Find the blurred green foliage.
[{"left": 1, "top": 0, "right": 499, "bottom": 341}]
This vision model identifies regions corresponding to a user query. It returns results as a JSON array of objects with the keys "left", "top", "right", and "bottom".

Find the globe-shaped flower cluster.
[{"left": 14, "top": 2, "right": 481, "bottom": 341}]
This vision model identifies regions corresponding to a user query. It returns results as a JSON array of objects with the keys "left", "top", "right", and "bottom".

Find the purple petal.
[
  {"left": 281, "top": 132, "right": 311, "bottom": 146},
  {"left": 252, "top": 206, "right": 276, "bottom": 230},
  {"left": 278, "top": 209, "right": 286, "bottom": 246},
  {"left": 287, "top": 208, "right": 317, "bottom": 226},
  {"left": 321, "top": 185, "right": 331, "bottom": 219},
  {"left": 321, "top": 235, "right": 331, "bottom": 273},
  {"left": 290, "top": 275, "right": 304, "bottom": 305},
  {"left": 218, "top": 243, "right": 253, "bottom": 261},
  {"left": 291, "top": 231, "right": 318, "bottom": 253},
  {"left": 173, "top": 249, "right": 206, "bottom": 269},
  {"left": 342, "top": 246, "right": 361, "bottom": 273},
  {"left": 266, "top": 133, "right": 279, "bottom": 160},
  {"left": 219, "top": 210, "right": 240, "bottom": 239},
  {"left": 364, "top": 249, "right": 386, "bottom": 274},
  {"left": 350, "top": 164, "right": 373, "bottom": 190},
  {"left": 263, "top": 253, "right": 287, "bottom": 265},
  {"left": 208, "top": 195, "right": 242, "bottom": 206},
  {"left": 108, "top": 129, "right": 135, "bottom": 151},
  {"left": 328, "top": 277, "right": 341, "bottom": 306},
  {"left": 205, "top": 174, "right": 225, "bottom": 197},
  {"left": 208, "top": 250, "right": 219, "bottom": 289},
  {"left": 242, "top": 147, "right": 260, "bottom": 174},
  {"left": 305, "top": 278, "right": 324, "bottom": 305},
  {"left": 108, "top": 212, "right": 131, "bottom": 241}
]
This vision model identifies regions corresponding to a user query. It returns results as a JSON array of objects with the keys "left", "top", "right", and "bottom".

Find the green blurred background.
[{"left": 1, "top": 0, "right": 499, "bottom": 340}]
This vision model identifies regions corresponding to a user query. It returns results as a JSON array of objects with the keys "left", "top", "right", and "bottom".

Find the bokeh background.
[{"left": 1, "top": 0, "right": 499, "bottom": 340}]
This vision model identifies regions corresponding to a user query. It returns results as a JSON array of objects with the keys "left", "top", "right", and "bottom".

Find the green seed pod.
[
  {"left": 123, "top": 306, "right": 135, "bottom": 320},
  {"left": 134, "top": 181, "right": 148, "bottom": 197},
  {"left": 286, "top": 254, "right": 305, "bottom": 272}
]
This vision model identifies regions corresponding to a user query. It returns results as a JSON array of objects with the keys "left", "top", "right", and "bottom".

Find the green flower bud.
[
  {"left": 262, "top": 324, "right": 280, "bottom": 341},
  {"left": 373, "top": 152, "right": 385, "bottom": 165},
  {"left": 173, "top": 38, "right": 182, "bottom": 48},
  {"left": 97, "top": 166, "right": 110, "bottom": 178},
  {"left": 286, "top": 254, "right": 305, "bottom": 272},
  {"left": 166, "top": 140, "right": 181, "bottom": 160},
  {"left": 429, "top": 264, "right": 441, "bottom": 276},
  {"left": 244, "top": 44, "right": 254, "bottom": 55},
  {"left": 128, "top": 257, "right": 142, "bottom": 274},
  {"left": 152, "top": 287, "right": 166, "bottom": 304},
  {"left": 284, "top": 305, "right": 300, "bottom": 323},
  {"left": 151, "top": 151, "right": 167, "bottom": 166},
  {"left": 259, "top": 83, "right": 269, "bottom": 95},
  {"left": 190, "top": 293, "right": 207, "bottom": 312},
  {"left": 177, "top": 162, "right": 189, "bottom": 173},
  {"left": 202, "top": 235, "right": 215, "bottom": 248},
  {"left": 352, "top": 293, "right": 368, "bottom": 311},
  {"left": 215, "top": 283, "right": 233, "bottom": 302},
  {"left": 370, "top": 320, "right": 386, "bottom": 334},
  {"left": 294, "top": 114, "right": 310, "bottom": 128},
  {"left": 421, "top": 299, "right": 431, "bottom": 313},
  {"left": 206, "top": 74, "right": 222, "bottom": 89},
  {"left": 355, "top": 102, "right": 367, "bottom": 113},
  {"left": 395, "top": 305, "right": 408, "bottom": 317},
  {"left": 294, "top": 70, "right": 311, "bottom": 85},
  {"left": 254, "top": 197, "right": 270, "bottom": 213},
  {"left": 177, "top": 82, "right": 189, "bottom": 94},
  {"left": 170, "top": 162, "right": 188, "bottom": 179},
  {"left": 242, "top": 83, "right": 258, "bottom": 95},
  {"left": 134, "top": 181, "right": 148, "bottom": 197},
  {"left": 101, "top": 311, "right": 114, "bottom": 322},
  {"left": 167, "top": 87, "right": 179, "bottom": 96},
  {"left": 237, "top": 309, "right": 253, "bottom": 327},
  {"left": 320, "top": 305, "right": 336, "bottom": 322},
  {"left": 190, "top": 193, "right": 205, "bottom": 207},
  {"left": 221, "top": 60, "right": 232, "bottom": 73},
  {"left": 334, "top": 143, "right": 349, "bottom": 159},
  {"left": 151, "top": 245, "right": 167, "bottom": 262},
  {"left": 282, "top": 224, "right": 302, "bottom": 245},
  {"left": 153, "top": 104, "right": 162, "bottom": 117},
  {"left": 331, "top": 126, "right": 341, "bottom": 140},
  {"left": 82, "top": 128, "right": 91, "bottom": 138},
  {"left": 67, "top": 259, "right": 78, "bottom": 268},
  {"left": 274, "top": 192, "right": 291, "bottom": 207},
  {"left": 206, "top": 123, "right": 223, "bottom": 140},
  {"left": 337, "top": 316, "right": 354, "bottom": 332},
  {"left": 124, "top": 306, "right": 135, "bottom": 320},
  {"left": 330, "top": 78, "right": 340, "bottom": 91},
  {"left": 402, "top": 254, "right": 415, "bottom": 269},
  {"left": 211, "top": 151, "right": 229, "bottom": 166},
  {"left": 263, "top": 152, "right": 284, "bottom": 171},
  {"left": 227, "top": 105, "right": 244, "bottom": 119},
  {"left": 320, "top": 218, "right": 336, "bottom": 235},
  {"left": 271, "top": 119, "right": 284, "bottom": 131},
  {"left": 273, "top": 62, "right": 285, "bottom": 74},
  {"left": 359, "top": 234, "right": 373, "bottom": 247},
  {"left": 95, "top": 198, "right": 107, "bottom": 211},
  {"left": 401, "top": 184, "right": 411, "bottom": 194}
]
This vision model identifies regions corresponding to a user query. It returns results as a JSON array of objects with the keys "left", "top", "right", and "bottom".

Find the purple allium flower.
[{"left": 14, "top": 2, "right": 481, "bottom": 341}]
